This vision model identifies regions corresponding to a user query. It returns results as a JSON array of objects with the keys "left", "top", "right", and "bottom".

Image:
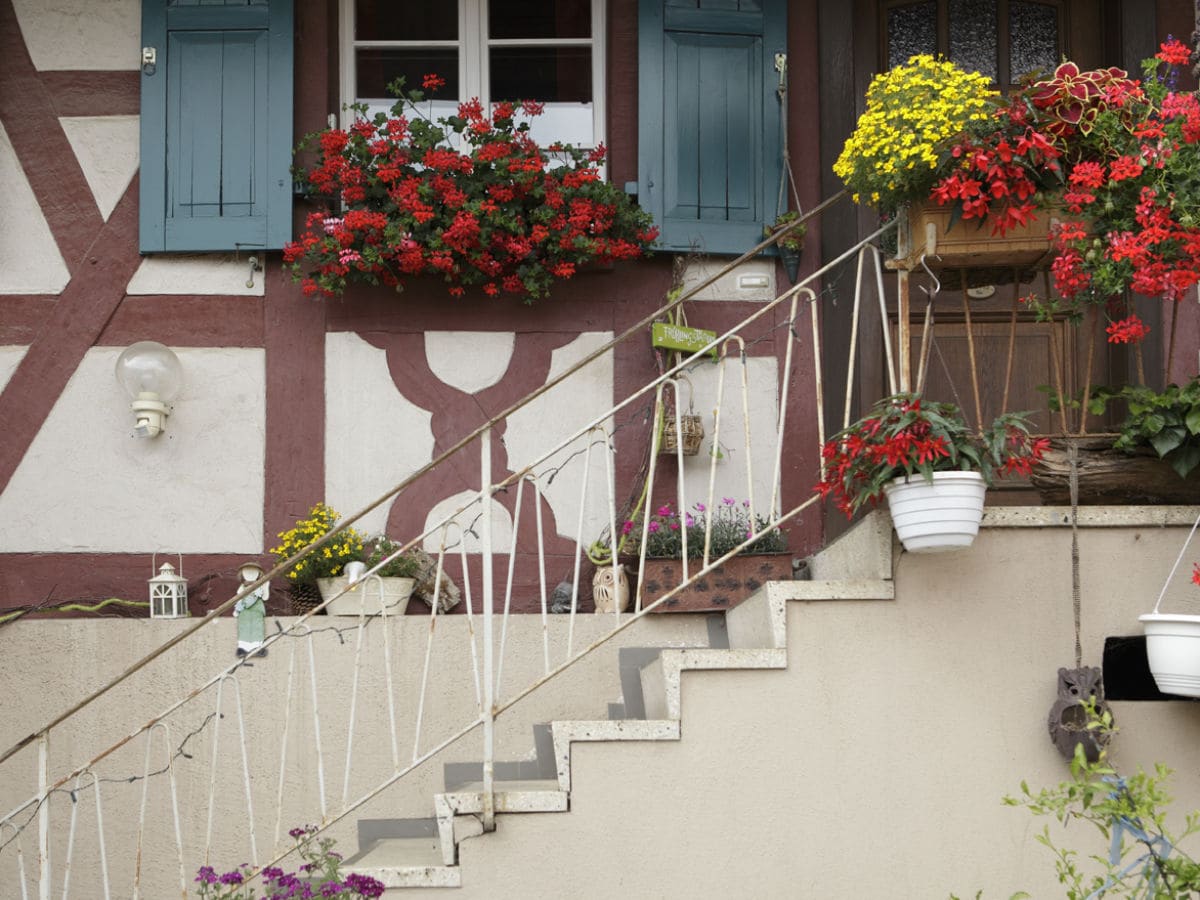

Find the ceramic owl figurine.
[
  {"left": 593, "top": 564, "right": 630, "bottom": 614},
  {"left": 1047, "top": 666, "right": 1111, "bottom": 762}
]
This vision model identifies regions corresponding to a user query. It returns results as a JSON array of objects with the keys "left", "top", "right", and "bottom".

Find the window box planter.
[
  {"left": 316, "top": 576, "right": 415, "bottom": 616},
  {"left": 628, "top": 553, "right": 793, "bottom": 613},
  {"left": 889, "top": 201, "right": 1056, "bottom": 273}
]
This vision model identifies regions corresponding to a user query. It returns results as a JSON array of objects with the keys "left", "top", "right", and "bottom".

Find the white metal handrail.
[{"left": 0, "top": 198, "right": 915, "bottom": 899}]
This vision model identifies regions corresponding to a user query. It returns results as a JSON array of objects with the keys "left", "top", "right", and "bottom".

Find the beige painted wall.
[{"left": 3, "top": 518, "right": 1200, "bottom": 897}]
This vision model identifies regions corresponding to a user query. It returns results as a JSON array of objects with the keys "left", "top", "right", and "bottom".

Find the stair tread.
[
  {"left": 349, "top": 836, "right": 444, "bottom": 868},
  {"left": 440, "top": 779, "right": 568, "bottom": 814}
]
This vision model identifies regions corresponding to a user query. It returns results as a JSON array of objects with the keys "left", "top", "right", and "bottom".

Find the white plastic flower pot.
[
  {"left": 882, "top": 470, "right": 986, "bottom": 553},
  {"left": 1139, "top": 613, "right": 1200, "bottom": 698},
  {"left": 317, "top": 576, "right": 415, "bottom": 616}
]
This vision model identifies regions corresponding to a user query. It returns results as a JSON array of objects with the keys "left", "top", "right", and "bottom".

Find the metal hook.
[
  {"left": 245, "top": 255, "right": 262, "bottom": 289},
  {"left": 917, "top": 252, "right": 942, "bottom": 298}
]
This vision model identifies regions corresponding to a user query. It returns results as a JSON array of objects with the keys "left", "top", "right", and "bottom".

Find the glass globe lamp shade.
[{"left": 114, "top": 341, "right": 183, "bottom": 438}]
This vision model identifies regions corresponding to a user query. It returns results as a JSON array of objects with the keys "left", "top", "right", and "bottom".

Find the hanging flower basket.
[
  {"left": 1139, "top": 613, "right": 1200, "bottom": 698},
  {"left": 883, "top": 470, "right": 987, "bottom": 553}
]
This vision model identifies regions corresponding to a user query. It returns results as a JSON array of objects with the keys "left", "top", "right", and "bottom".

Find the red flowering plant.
[
  {"left": 816, "top": 393, "right": 1050, "bottom": 518},
  {"left": 935, "top": 38, "right": 1200, "bottom": 354},
  {"left": 284, "top": 75, "right": 658, "bottom": 302}
]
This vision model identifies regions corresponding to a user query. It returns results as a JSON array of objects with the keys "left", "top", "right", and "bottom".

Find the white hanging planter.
[
  {"left": 883, "top": 470, "right": 986, "bottom": 553},
  {"left": 317, "top": 575, "right": 415, "bottom": 616},
  {"left": 1140, "top": 510, "right": 1200, "bottom": 698},
  {"left": 1139, "top": 613, "right": 1200, "bottom": 698}
]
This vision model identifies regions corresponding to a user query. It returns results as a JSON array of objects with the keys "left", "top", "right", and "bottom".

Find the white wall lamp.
[{"left": 114, "top": 341, "right": 183, "bottom": 438}]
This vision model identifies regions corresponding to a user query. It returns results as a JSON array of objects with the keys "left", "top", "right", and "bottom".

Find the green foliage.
[
  {"left": 364, "top": 535, "right": 421, "bottom": 579},
  {"left": 1004, "top": 706, "right": 1200, "bottom": 898},
  {"left": 621, "top": 498, "right": 787, "bottom": 560},
  {"left": 1089, "top": 377, "right": 1200, "bottom": 479}
]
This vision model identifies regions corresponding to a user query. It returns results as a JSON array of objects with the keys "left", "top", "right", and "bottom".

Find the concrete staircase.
[{"left": 342, "top": 512, "right": 896, "bottom": 891}]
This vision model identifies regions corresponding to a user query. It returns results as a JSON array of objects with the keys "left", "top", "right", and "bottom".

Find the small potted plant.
[
  {"left": 816, "top": 393, "right": 1049, "bottom": 552},
  {"left": 763, "top": 211, "right": 806, "bottom": 283},
  {"left": 319, "top": 534, "right": 422, "bottom": 617},
  {"left": 270, "top": 502, "right": 365, "bottom": 613}
]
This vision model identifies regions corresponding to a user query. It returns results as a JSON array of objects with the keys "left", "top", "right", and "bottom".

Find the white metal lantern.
[{"left": 149, "top": 558, "right": 189, "bottom": 618}]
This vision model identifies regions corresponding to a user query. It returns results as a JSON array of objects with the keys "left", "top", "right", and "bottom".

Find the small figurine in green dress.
[{"left": 234, "top": 562, "right": 268, "bottom": 658}]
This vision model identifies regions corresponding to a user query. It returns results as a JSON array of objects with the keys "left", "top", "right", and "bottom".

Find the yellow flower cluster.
[
  {"left": 270, "top": 502, "right": 364, "bottom": 583},
  {"left": 833, "top": 55, "right": 997, "bottom": 212}
]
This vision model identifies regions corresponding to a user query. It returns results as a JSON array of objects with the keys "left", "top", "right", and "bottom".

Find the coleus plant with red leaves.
[
  {"left": 285, "top": 76, "right": 658, "bottom": 302},
  {"left": 928, "top": 38, "right": 1200, "bottom": 349}
]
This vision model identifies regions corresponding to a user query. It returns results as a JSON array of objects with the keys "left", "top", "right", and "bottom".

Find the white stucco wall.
[
  {"left": 59, "top": 115, "right": 139, "bottom": 222},
  {"left": 0, "top": 347, "right": 265, "bottom": 552},
  {"left": 324, "top": 332, "right": 436, "bottom": 535},
  {"left": 0, "top": 346, "right": 28, "bottom": 392},
  {"left": 506, "top": 333, "right": 615, "bottom": 544},
  {"left": 674, "top": 355, "right": 782, "bottom": 517},
  {"left": 126, "top": 255, "right": 268, "bottom": 296},
  {"left": 12, "top": 0, "right": 140, "bottom": 71},
  {"left": 0, "top": 121, "right": 70, "bottom": 294},
  {"left": 425, "top": 331, "right": 515, "bottom": 393}
]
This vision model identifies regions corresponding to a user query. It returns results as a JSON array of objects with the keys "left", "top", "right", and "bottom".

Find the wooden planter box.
[
  {"left": 629, "top": 553, "right": 793, "bottom": 613},
  {"left": 890, "top": 201, "right": 1056, "bottom": 273},
  {"left": 1030, "top": 436, "right": 1200, "bottom": 505}
]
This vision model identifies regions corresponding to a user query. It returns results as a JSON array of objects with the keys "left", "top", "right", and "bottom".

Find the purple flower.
[
  {"left": 345, "top": 873, "right": 386, "bottom": 898},
  {"left": 321, "top": 882, "right": 345, "bottom": 897},
  {"left": 695, "top": 503, "right": 705, "bottom": 512},
  {"left": 723, "top": 497, "right": 735, "bottom": 506},
  {"left": 262, "top": 867, "right": 284, "bottom": 880},
  {"left": 219, "top": 870, "right": 245, "bottom": 885},
  {"left": 288, "top": 826, "right": 310, "bottom": 839},
  {"left": 648, "top": 521, "right": 660, "bottom": 533},
  {"left": 742, "top": 500, "right": 750, "bottom": 508},
  {"left": 195, "top": 866, "right": 217, "bottom": 885},
  {"left": 685, "top": 514, "right": 695, "bottom": 527}
]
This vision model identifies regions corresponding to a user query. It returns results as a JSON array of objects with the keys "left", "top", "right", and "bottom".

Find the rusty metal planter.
[{"left": 630, "top": 553, "right": 793, "bottom": 613}]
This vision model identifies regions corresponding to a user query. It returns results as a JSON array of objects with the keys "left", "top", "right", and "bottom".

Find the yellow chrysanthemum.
[{"left": 834, "top": 54, "right": 997, "bottom": 213}]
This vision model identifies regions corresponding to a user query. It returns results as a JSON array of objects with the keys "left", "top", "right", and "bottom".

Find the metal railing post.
[
  {"left": 480, "top": 430, "right": 496, "bottom": 833},
  {"left": 37, "top": 732, "right": 47, "bottom": 900}
]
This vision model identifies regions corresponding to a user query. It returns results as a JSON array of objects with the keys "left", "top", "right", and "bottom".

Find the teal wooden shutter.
[
  {"left": 638, "top": 0, "right": 785, "bottom": 254},
  {"left": 140, "top": 0, "right": 293, "bottom": 253}
]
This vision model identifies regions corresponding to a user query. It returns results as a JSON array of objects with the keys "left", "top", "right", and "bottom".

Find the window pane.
[
  {"left": 490, "top": 47, "right": 591, "bottom": 102},
  {"left": 1010, "top": 1, "right": 1059, "bottom": 81},
  {"left": 356, "top": 49, "right": 459, "bottom": 99},
  {"left": 355, "top": 0, "right": 457, "bottom": 41},
  {"left": 886, "top": 3, "right": 936, "bottom": 69},
  {"left": 489, "top": 0, "right": 590, "bottom": 40},
  {"left": 949, "top": 0, "right": 998, "bottom": 81}
]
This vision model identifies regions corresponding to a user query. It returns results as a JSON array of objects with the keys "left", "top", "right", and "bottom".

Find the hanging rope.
[{"left": 1069, "top": 440, "right": 1082, "bottom": 668}]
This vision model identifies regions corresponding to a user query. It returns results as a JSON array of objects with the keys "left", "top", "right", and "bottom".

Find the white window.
[{"left": 340, "top": 0, "right": 605, "bottom": 149}]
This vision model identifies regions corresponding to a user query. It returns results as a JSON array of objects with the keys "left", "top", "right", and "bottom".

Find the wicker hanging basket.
[{"left": 659, "top": 377, "right": 704, "bottom": 457}]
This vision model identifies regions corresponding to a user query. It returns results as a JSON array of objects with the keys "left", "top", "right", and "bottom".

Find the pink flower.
[
  {"left": 648, "top": 522, "right": 660, "bottom": 533},
  {"left": 656, "top": 505, "right": 672, "bottom": 517}
]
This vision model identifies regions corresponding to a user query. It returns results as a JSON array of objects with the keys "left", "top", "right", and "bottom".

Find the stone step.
[{"left": 343, "top": 835, "right": 461, "bottom": 889}]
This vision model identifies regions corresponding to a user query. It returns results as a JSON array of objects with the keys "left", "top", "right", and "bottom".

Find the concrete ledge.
[
  {"left": 982, "top": 505, "right": 1200, "bottom": 528},
  {"left": 770, "top": 579, "right": 895, "bottom": 601}
]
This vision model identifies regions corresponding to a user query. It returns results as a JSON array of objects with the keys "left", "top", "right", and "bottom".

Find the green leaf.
[
  {"left": 1150, "top": 425, "right": 1186, "bottom": 459},
  {"left": 1171, "top": 444, "right": 1200, "bottom": 479},
  {"left": 1186, "top": 403, "right": 1200, "bottom": 436}
]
